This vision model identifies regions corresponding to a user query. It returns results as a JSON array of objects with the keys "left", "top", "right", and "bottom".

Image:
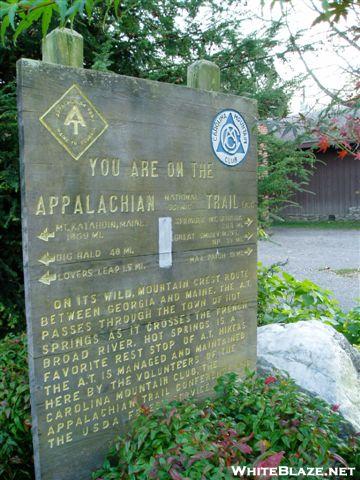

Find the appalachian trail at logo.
[
  {"left": 211, "top": 109, "right": 250, "bottom": 166},
  {"left": 39, "top": 84, "right": 108, "bottom": 160}
]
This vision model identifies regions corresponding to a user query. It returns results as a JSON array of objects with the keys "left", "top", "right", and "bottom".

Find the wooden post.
[
  {"left": 187, "top": 59, "right": 220, "bottom": 91},
  {"left": 42, "top": 27, "right": 83, "bottom": 67}
]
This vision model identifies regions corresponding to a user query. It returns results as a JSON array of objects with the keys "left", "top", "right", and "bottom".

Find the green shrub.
[
  {"left": 257, "top": 263, "right": 360, "bottom": 348},
  {"left": 94, "top": 372, "right": 359, "bottom": 480},
  {"left": 258, "top": 263, "right": 342, "bottom": 325},
  {"left": 257, "top": 133, "right": 316, "bottom": 227},
  {"left": 1, "top": 336, "right": 359, "bottom": 479},
  {"left": 336, "top": 306, "right": 360, "bottom": 349},
  {"left": 0, "top": 334, "right": 33, "bottom": 480},
  {"left": 0, "top": 82, "right": 25, "bottom": 336}
]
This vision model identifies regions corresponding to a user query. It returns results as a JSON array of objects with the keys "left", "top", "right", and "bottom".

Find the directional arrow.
[
  {"left": 38, "top": 228, "right": 55, "bottom": 242},
  {"left": 244, "top": 232, "right": 254, "bottom": 241},
  {"left": 38, "top": 252, "right": 56, "bottom": 266},
  {"left": 38, "top": 271, "right": 57, "bottom": 286},
  {"left": 244, "top": 247, "right": 253, "bottom": 256},
  {"left": 244, "top": 218, "right": 254, "bottom": 227}
]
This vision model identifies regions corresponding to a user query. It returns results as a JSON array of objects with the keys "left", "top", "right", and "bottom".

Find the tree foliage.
[
  {"left": 266, "top": 0, "right": 359, "bottom": 25},
  {"left": 0, "top": 0, "right": 311, "bottom": 335},
  {"left": 0, "top": 82, "right": 24, "bottom": 336},
  {"left": 261, "top": 0, "right": 359, "bottom": 175},
  {"left": 1, "top": 0, "right": 294, "bottom": 119},
  {"left": 270, "top": 0, "right": 360, "bottom": 112},
  {"left": 0, "top": 0, "right": 120, "bottom": 42},
  {"left": 257, "top": 131, "right": 317, "bottom": 224}
]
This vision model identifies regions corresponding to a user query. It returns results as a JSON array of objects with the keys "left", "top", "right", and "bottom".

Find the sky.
[
  {"left": 199, "top": 0, "right": 359, "bottom": 115},
  {"left": 240, "top": 0, "right": 359, "bottom": 114}
]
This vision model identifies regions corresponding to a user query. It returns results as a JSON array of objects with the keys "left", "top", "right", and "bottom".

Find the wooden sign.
[{"left": 17, "top": 52, "right": 257, "bottom": 480}]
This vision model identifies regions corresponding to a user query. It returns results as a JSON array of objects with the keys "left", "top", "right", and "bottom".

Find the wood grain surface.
[{"left": 17, "top": 58, "right": 258, "bottom": 480}]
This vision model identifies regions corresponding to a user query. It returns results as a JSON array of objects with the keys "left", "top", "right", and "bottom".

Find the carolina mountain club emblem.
[
  {"left": 39, "top": 84, "right": 108, "bottom": 160},
  {"left": 211, "top": 109, "right": 250, "bottom": 166}
]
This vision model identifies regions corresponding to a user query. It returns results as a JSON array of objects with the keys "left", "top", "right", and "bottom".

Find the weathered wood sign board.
[{"left": 17, "top": 58, "right": 257, "bottom": 480}]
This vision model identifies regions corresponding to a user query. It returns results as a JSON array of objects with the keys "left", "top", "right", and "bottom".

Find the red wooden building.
[{"left": 282, "top": 146, "right": 360, "bottom": 221}]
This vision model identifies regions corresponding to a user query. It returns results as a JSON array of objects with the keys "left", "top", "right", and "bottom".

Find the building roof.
[{"left": 262, "top": 107, "right": 359, "bottom": 148}]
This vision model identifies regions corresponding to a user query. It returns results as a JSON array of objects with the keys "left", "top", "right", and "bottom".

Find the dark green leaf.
[{"left": 41, "top": 5, "right": 53, "bottom": 37}]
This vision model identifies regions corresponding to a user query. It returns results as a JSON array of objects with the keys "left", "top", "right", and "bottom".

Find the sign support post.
[
  {"left": 42, "top": 27, "right": 83, "bottom": 68},
  {"left": 187, "top": 59, "right": 220, "bottom": 92}
]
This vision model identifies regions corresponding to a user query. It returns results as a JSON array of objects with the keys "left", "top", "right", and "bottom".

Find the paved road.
[{"left": 258, "top": 227, "right": 360, "bottom": 311}]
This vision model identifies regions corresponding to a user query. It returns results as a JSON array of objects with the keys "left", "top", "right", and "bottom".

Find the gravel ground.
[{"left": 258, "top": 227, "right": 360, "bottom": 311}]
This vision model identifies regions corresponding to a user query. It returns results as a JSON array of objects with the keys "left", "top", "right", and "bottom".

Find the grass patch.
[
  {"left": 334, "top": 268, "right": 360, "bottom": 277},
  {"left": 318, "top": 267, "right": 360, "bottom": 277},
  {"left": 272, "top": 220, "right": 360, "bottom": 229}
]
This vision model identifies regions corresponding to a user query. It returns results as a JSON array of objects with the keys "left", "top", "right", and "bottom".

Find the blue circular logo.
[{"left": 211, "top": 109, "right": 250, "bottom": 166}]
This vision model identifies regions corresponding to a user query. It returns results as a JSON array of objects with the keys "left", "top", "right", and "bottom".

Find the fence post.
[
  {"left": 187, "top": 59, "right": 220, "bottom": 91},
  {"left": 42, "top": 27, "right": 83, "bottom": 67}
]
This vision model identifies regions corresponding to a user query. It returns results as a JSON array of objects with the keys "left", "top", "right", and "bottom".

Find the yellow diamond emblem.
[{"left": 39, "top": 84, "right": 108, "bottom": 160}]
